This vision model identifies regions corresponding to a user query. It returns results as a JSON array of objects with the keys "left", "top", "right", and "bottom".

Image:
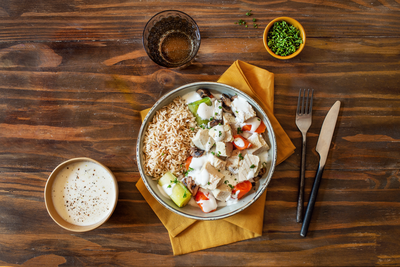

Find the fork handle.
[{"left": 296, "top": 134, "right": 307, "bottom": 223}]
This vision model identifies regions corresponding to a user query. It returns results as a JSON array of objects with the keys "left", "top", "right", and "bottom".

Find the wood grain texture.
[{"left": 0, "top": 0, "right": 399, "bottom": 265}]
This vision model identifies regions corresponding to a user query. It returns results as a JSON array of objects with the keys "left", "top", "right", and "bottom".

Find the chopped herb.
[
  {"left": 238, "top": 153, "right": 244, "bottom": 160},
  {"left": 250, "top": 164, "right": 256, "bottom": 168},
  {"left": 162, "top": 153, "right": 164, "bottom": 156},
  {"left": 228, "top": 184, "right": 234, "bottom": 189},
  {"left": 218, "top": 169, "right": 221, "bottom": 172},
  {"left": 170, "top": 178, "right": 178, "bottom": 184},
  {"left": 218, "top": 106, "right": 222, "bottom": 109},
  {"left": 190, "top": 127, "right": 195, "bottom": 131},
  {"left": 253, "top": 18, "right": 256, "bottom": 22},
  {"left": 234, "top": 178, "right": 237, "bottom": 181},
  {"left": 167, "top": 185, "right": 171, "bottom": 188},
  {"left": 211, "top": 151, "right": 215, "bottom": 155},
  {"left": 183, "top": 191, "right": 187, "bottom": 198},
  {"left": 237, "top": 127, "right": 243, "bottom": 134},
  {"left": 235, "top": 111, "right": 238, "bottom": 113},
  {"left": 257, "top": 118, "right": 261, "bottom": 121},
  {"left": 267, "top": 20, "right": 303, "bottom": 57},
  {"left": 207, "top": 182, "right": 211, "bottom": 185},
  {"left": 215, "top": 112, "right": 218, "bottom": 115},
  {"left": 262, "top": 162, "right": 268, "bottom": 168},
  {"left": 219, "top": 131, "right": 222, "bottom": 137},
  {"left": 218, "top": 123, "right": 222, "bottom": 126},
  {"left": 246, "top": 10, "right": 252, "bottom": 16},
  {"left": 224, "top": 180, "right": 228, "bottom": 184},
  {"left": 210, "top": 117, "right": 214, "bottom": 121},
  {"left": 245, "top": 25, "right": 248, "bottom": 28},
  {"left": 180, "top": 164, "right": 183, "bottom": 168}
]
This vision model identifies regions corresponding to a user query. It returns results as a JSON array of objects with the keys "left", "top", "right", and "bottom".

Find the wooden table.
[{"left": 1, "top": 0, "right": 399, "bottom": 265}]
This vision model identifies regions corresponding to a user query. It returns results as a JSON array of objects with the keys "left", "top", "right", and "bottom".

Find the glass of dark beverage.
[{"left": 143, "top": 10, "right": 201, "bottom": 68}]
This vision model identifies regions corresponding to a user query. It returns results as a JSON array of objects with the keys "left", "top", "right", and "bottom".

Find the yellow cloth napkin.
[{"left": 136, "top": 60, "right": 295, "bottom": 255}]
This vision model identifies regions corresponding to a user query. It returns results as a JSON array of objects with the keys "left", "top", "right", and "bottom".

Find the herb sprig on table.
[
  {"left": 235, "top": 10, "right": 259, "bottom": 28},
  {"left": 267, "top": 20, "right": 303, "bottom": 56}
]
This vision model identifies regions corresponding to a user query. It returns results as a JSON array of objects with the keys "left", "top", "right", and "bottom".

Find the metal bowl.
[{"left": 136, "top": 82, "right": 277, "bottom": 220}]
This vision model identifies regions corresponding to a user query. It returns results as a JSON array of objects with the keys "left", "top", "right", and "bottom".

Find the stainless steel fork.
[{"left": 295, "top": 89, "right": 314, "bottom": 223}]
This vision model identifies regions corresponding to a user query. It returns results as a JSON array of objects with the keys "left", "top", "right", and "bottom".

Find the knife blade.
[{"left": 300, "top": 100, "right": 341, "bottom": 237}]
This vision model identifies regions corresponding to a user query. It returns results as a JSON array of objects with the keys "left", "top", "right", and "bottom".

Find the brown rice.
[{"left": 142, "top": 96, "right": 198, "bottom": 179}]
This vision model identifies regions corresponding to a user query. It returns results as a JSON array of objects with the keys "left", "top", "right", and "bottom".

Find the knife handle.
[{"left": 300, "top": 163, "right": 325, "bottom": 237}]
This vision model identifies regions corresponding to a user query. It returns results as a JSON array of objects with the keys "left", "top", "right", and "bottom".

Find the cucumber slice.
[
  {"left": 158, "top": 172, "right": 192, "bottom": 208},
  {"left": 188, "top": 97, "right": 212, "bottom": 126}
]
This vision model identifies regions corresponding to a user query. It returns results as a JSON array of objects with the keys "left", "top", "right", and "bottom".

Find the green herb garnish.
[
  {"left": 238, "top": 153, "right": 244, "bottom": 160},
  {"left": 267, "top": 20, "right": 303, "bottom": 57},
  {"left": 219, "top": 131, "right": 222, "bottom": 137},
  {"left": 228, "top": 184, "right": 234, "bottom": 189},
  {"left": 170, "top": 178, "right": 178, "bottom": 184},
  {"left": 237, "top": 127, "right": 243, "bottom": 134},
  {"left": 224, "top": 180, "right": 228, "bottom": 184},
  {"left": 190, "top": 127, "right": 194, "bottom": 131},
  {"left": 246, "top": 10, "right": 252, "bottom": 16},
  {"left": 167, "top": 185, "right": 171, "bottom": 188},
  {"left": 208, "top": 182, "right": 211, "bottom": 185},
  {"left": 250, "top": 164, "right": 256, "bottom": 168},
  {"left": 183, "top": 191, "right": 187, "bottom": 198}
]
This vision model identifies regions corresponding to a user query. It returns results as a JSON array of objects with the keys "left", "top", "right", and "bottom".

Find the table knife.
[{"left": 300, "top": 100, "right": 341, "bottom": 237}]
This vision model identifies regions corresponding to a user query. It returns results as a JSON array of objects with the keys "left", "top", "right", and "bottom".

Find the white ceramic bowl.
[{"left": 137, "top": 82, "right": 277, "bottom": 220}]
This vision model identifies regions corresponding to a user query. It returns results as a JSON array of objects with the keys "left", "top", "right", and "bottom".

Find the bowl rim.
[
  {"left": 44, "top": 157, "right": 119, "bottom": 232},
  {"left": 142, "top": 10, "right": 201, "bottom": 68},
  {"left": 136, "top": 81, "right": 277, "bottom": 220},
  {"left": 263, "top": 16, "right": 306, "bottom": 60}
]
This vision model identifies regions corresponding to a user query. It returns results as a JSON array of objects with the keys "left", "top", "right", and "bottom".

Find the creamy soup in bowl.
[{"left": 44, "top": 157, "right": 118, "bottom": 232}]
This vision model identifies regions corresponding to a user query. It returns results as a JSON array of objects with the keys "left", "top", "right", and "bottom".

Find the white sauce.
[
  {"left": 195, "top": 168, "right": 210, "bottom": 186},
  {"left": 183, "top": 91, "right": 202, "bottom": 104},
  {"left": 51, "top": 161, "right": 116, "bottom": 226},
  {"left": 244, "top": 117, "right": 261, "bottom": 132},
  {"left": 197, "top": 102, "right": 214, "bottom": 120},
  {"left": 247, "top": 169, "right": 256, "bottom": 180},
  {"left": 197, "top": 190, "right": 217, "bottom": 212},
  {"left": 231, "top": 97, "right": 254, "bottom": 123},
  {"left": 157, "top": 184, "right": 170, "bottom": 199},
  {"left": 234, "top": 137, "right": 245, "bottom": 147},
  {"left": 162, "top": 183, "right": 176, "bottom": 196}
]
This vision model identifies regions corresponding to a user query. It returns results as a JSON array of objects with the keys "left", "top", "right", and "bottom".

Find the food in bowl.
[
  {"left": 267, "top": 20, "right": 303, "bottom": 57},
  {"left": 47, "top": 159, "right": 118, "bottom": 229},
  {"left": 142, "top": 88, "right": 270, "bottom": 213}
]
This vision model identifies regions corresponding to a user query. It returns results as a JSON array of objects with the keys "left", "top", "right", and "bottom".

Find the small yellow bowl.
[
  {"left": 44, "top": 157, "right": 118, "bottom": 232},
  {"left": 263, "top": 17, "right": 306, "bottom": 60}
]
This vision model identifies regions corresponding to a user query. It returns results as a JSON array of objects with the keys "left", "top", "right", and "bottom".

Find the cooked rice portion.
[{"left": 143, "top": 96, "right": 197, "bottom": 179}]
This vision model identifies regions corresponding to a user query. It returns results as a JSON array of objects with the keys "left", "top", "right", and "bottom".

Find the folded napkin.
[{"left": 137, "top": 60, "right": 295, "bottom": 255}]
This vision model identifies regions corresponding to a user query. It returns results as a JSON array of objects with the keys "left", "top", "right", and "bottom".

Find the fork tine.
[
  {"left": 309, "top": 89, "right": 314, "bottom": 114},
  {"left": 301, "top": 89, "right": 306, "bottom": 114},
  {"left": 297, "top": 89, "right": 301, "bottom": 114}
]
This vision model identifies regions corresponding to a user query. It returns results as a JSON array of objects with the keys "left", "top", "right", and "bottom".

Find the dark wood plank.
[{"left": 0, "top": 0, "right": 399, "bottom": 265}]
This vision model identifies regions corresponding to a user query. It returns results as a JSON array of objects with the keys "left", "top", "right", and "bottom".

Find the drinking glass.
[{"left": 143, "top": 10, "right": 201, "bottom": 68}]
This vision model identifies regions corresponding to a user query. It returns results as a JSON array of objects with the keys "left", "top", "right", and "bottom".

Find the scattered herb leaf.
[{"left": 250, "top": 164, "right": 256, "bottom": 168}]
